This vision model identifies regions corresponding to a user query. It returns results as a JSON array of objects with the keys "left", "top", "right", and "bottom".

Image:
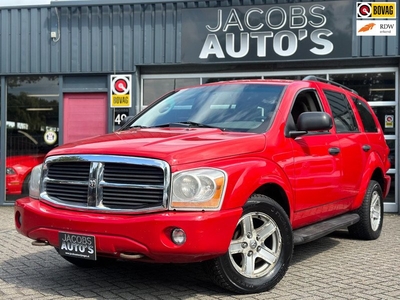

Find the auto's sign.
[{"left": 181, "top": 1, "right": 353, "bottom": 63}]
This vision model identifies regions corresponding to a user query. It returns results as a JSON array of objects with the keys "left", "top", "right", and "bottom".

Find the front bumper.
[{"left": 15, "top": 197, "right": 242, "bottom": 263}]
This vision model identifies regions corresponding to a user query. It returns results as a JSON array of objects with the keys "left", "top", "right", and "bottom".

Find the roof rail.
[{"left": 302, "top": 75, "right": 358, "bottom": 95}]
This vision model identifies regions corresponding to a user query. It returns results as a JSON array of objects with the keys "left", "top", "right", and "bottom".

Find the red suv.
[{"left": 15, "top": 77, "right": 390, "bottom": 294}]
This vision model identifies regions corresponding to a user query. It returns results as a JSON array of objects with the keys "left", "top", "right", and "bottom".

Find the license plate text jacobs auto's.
[{"left": 59, "top": 232, "right": 96, "bottom": 260}]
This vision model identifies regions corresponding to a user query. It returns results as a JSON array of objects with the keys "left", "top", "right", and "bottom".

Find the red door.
[
  {"left": 63, "top": 93, "right": 108, "bottom": 144},
  {"left": 289, "top": 133, "right": 344, "bottom": 226}
]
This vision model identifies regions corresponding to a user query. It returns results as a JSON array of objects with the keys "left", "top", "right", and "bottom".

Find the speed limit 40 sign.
[{"left": 110, "top": 75, "right": 132, "bottom": 108}]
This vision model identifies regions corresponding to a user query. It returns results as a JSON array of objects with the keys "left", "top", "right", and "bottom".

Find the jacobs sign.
[{"left": 181, "top": 1, "right": 353, "bottom": 63}]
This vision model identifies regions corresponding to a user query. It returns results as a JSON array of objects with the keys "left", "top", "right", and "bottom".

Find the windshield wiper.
[
  {"left": 138, "top": 122, "right": 223, "bottom": 130},
  {"left": 173, "top": 121, "right": 221, "bottom": 129}
]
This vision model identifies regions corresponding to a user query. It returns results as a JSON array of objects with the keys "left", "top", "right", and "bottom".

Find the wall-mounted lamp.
[{"left": 26, "top": 108, "right": 54, "bottom": 111}]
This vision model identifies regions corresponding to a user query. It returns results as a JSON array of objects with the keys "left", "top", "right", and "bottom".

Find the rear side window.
[
  {"left": 324, "top": 90, "right": 359, "bottom": 133},
  {"left": 352, "top": 97, "right": 378, "bottom": 132}
]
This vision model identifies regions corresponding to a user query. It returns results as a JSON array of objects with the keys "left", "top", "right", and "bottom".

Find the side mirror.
[
  {"left": 287, "top": 112, "right": 332, "bottom": 138},
  {"left": 297, "top": 112, "right": 333, "bottom": 131}
]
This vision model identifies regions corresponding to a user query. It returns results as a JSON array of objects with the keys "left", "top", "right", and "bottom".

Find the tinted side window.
[
  {"left": 352, "top": 96, "right": 378, "bottom": 132},
  {"left": 324, "top": 90, "right": 359, "bottom": 133}
]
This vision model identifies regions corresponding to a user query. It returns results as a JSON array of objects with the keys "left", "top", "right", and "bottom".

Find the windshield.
[{"left": 132, "top": 83, "right": 285, "bottom": 132}]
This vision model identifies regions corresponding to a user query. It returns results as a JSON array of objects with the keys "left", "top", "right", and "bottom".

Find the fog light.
[{"left": 171, "top": 228, "right": 186, "bottom": 245}]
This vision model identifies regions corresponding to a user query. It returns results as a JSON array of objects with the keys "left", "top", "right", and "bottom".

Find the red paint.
[
  {"left": 6, "top": 154, "right": 45, "bottom": 194},
  {"left": 15, "top": 79, "right": 390, "bottom": 262}
]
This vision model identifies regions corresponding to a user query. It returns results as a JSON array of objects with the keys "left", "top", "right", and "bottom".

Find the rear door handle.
[
  {"left": 329, "top": 147, "right": 340, "bottom": 155},
  {"left": 362, "top": 144, "right": 371, "bottom": 152}
]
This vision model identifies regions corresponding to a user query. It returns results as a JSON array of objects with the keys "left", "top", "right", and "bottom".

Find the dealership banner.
[{"left": 181, "top": 1, "right": 353, "bottom": 63}]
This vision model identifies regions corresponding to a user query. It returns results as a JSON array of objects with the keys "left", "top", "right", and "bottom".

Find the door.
[
  {"left": 63, "top": 93, "right": 108, "bottom": 144},
  {"left": 286, "top": 90, "right": 343, "bottom": 226},
  {"left": 323, "top": 90, "right": 367, "bottom": 202},
  {"left": 290, "top": 134, "right": 343, "bottom": 213}
]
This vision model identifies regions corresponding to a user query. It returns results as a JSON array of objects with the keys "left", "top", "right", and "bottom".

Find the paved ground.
[{"left": 1, "top": 205, "right": 400, "bottom": 300}]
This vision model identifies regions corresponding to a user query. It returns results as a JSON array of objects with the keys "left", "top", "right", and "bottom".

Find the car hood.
[
  {"left": 6, "top": 154, "right": 46, "bottom": 167},
  {"left": 48, "top": 128, "right": 266, "bottom": 166}
]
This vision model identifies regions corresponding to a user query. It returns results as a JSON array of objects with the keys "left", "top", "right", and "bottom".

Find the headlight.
[
  {"left": 170, "top": 168, "right": 227, "bottom": 210},
  {"left": 29, "top": 164, "right": 43, "bottom": 199},
  {"left": 6, "top": 167, "right": 16, "bottom": 175}
]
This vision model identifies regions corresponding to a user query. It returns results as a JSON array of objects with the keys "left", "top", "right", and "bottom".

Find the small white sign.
[
  {"left": 356, "top": 20, "right": 396, "bottom": 36},
  {"left": 44, "top": 130, "right": 57, "bottom": 145},
  {"left": 385, "top": 115, "right": 394, "bottom": 128}
]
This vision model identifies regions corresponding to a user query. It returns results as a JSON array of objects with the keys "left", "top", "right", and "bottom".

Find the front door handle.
[
  {"left": 329, "top": 147, "right": 340, "bottom": 155},
  {"left": 362, "top": 144, "right": 371, "bottom": 152}
]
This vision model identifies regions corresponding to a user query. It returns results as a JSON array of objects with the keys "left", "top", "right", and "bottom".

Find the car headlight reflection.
[
  {"left": 6, "top": 167, "right": 16, "bottom": 175},
  {"left": 170, "top": 168, "right": 226, "bottom": 210}
]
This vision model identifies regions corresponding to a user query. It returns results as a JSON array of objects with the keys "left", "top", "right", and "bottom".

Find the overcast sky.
[
  {"left": 0, "top": 0, "right": 51, "bottom": 7},
  {"left": 1, "top": 0, "right": 49, "bottom": 4},
  {"left": 0, "top": 0, "right": 85, "bottom": 7}
]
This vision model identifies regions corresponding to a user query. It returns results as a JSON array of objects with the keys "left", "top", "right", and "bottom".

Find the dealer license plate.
[{"left": 58, "top": 232, "right": 96, "bottom": 260}]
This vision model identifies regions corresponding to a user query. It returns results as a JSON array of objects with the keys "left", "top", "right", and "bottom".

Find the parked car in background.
[
  {"left": 6, "top": 153, "right": 46, "bottom": 195},
  {"left": 15, "top": 77, "right": 390, "bottom": 294},
  {"left": 5, "top": 129, "right": 53, "bottom": 196}
]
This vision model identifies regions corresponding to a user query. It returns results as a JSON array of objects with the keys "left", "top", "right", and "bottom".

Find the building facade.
[{"left": 0, "top": 0, "right": 399, "bottom": 213}]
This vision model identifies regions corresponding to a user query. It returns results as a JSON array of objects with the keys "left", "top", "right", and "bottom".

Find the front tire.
[
  {"left": 204, "top": 195, "right": 293, "bottom": 294},
  {"left": 349, "top": 180, "right": 383, "bottom": 240}
]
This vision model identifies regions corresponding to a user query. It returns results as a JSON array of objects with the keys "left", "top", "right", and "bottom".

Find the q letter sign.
[{"left": 110, "top": 75, "right": 132, "bottom": 108}]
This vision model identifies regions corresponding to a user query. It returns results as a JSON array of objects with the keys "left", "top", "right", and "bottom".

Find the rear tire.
[
  {"left": 349, "top": 180, "right": 383, "bottom": 240},
  {"left": 204, "top": 195, "right": 293, "bottom": 294}
]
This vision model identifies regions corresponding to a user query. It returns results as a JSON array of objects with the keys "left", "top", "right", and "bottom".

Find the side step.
[{"left": 293, "top": 213, "right": 360, "bottom": 245}]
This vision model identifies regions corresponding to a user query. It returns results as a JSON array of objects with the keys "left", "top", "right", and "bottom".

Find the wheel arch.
[
  {"left": 352, "top": 164, "right": 386, "bottom": 210},
  {"left": 254, "top": 183, "right": 291, "bottom": 220},
  {"left": 219, "top": 158, "right": 294, "bottom": 221},
  {"left": 371, "top": 167, "right": 385, "bottom": 193}
]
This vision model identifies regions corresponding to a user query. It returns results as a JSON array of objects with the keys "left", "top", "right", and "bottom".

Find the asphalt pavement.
[{"left": 1, "top": 205, "right": 400, "bottom": 299}]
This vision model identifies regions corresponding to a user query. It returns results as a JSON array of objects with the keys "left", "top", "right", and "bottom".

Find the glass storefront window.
[
  {"left": 371, "top": 105, "right": 396, "bottom": 135},
  {"left": 387, "top": 139, "right": 395, "bottom": 169},
  {"left": 6, "top": 76, "right": 59, "bottom": 201},
  {"left": 264, "top": 75, "right": 310, "bottom": 80},
  {"left": 201, "top": 77, "right": 261, "bottom": 84},
  {"left": 386, "top": 174, "right": 396, "bottom": 203},
  {"left": 328, "top": 72, "right": 396, "bottom": 103}
]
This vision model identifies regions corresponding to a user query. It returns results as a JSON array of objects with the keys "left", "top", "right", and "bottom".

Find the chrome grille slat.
[
  {"left": 104, "top": 163, "right": 164, "bottom": 185},
  {"left": 47, "top": 162, "right": 90, "bottom": 181},
  {"left": 103, "top": 188, "right": 163, "bottom": 202},
  {"left": 41, "top": 155, "right": 170, "bottom": 213},
  {"left": 46, "top": 183, "right": 88, "bottom": 203}
]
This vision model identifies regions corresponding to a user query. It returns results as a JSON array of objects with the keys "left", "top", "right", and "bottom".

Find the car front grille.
[{"left": 41, "top": 155, "right": 170, "bottom": 213}]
